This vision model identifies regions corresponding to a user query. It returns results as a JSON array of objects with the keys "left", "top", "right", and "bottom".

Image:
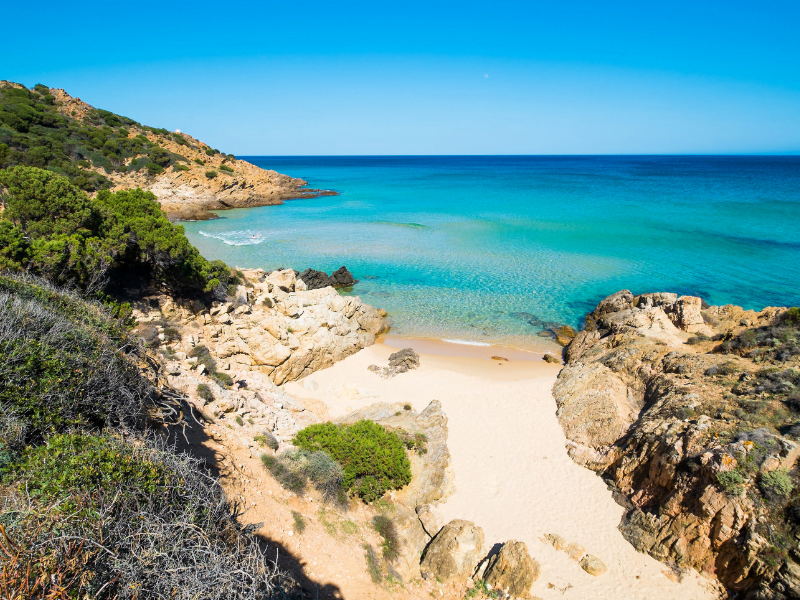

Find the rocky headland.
[{"left": 554, "top": 290, "right": 800, "bottom": 598}]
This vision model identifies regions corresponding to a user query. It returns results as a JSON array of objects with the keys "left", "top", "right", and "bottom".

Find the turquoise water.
[{"left": 183, "top": 156, "right": 800, "bottom": 350}]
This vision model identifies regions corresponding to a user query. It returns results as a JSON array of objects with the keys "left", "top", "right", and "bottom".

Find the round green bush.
[{"left": 293, "top": 420, "right": 411, "bottom": 503}]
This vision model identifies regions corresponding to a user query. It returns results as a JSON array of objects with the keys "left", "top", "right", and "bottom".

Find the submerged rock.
[{"left": 297, "top": 265, "right": 358, "bottom": 290}]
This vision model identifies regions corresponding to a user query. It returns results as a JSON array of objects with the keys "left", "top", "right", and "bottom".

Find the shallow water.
[{"left": 182, "top": 156, "right": 800, "bottom": 349}]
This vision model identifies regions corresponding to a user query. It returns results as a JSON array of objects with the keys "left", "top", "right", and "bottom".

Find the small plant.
[
  {"left": 466, "top": 580, "right": 500, "bottom": 599},
  {"left": 319, "top": 507, "right": 338, "bottom": 537},
  {"left": 687, "top": 334, "right": 710, "bottom": 345},
  {"left": 291, "top": 510, "right": 306, "bottom": 534},
  {"left": 235, "top": 415, "right": 244, "bottom": 426},
  {"left": 220, "top": 164, "right": 234, "bottom": 173},
  {"left": 197, "top": 383, "right": 214, "bottom": 403},
  {"left": 372, "top": 515, "right": 400, "bottom": 563},
  {"left": 760, "top": 469, "right": 794, "bottom": 499},
  {"left": 254, "top": 431, "right": 280, "bottom": 451},
  {"left": 205, "top": 170, "right": 218, "bottom": 179},
  {"left": 213, "top": 371, "right": 234, "bottom": 387},
  {"left": 364, "top": 544, "right": 382, "bottom": 583},
  {"left": 193, "top": 158, "right": 205, "bottom": 165},
  {"left": 163, "top": 326, "right": 181, "bottom": 342},
  {"left": 341, "top": 519, "right": 359, "bottom": 535},
  {"left": 145, "top": 162, "right": 163, "bottom": 175},
  {"left": 174, "top": 164, "right": 189, "bottom": 171},
  {"left": 403, "top": 403, "right": 412, "bottom": 410},
  {"left": 261, "top": 449, "right": 345, "bottom": 502},
  {"left": 716, "top": 469, "right": 745, "bottom": 494}
]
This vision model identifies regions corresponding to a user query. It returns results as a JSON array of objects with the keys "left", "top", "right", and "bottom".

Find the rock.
[
  {"left": 266, "top": 269, "right": 296, "bottom": 292},
  {"left": 579, "top": 554, "right": 607, "bottom": 576},
  {"left": 552, "top": 325, "right": 577, "bottom": 346},
  {"left": 330, "top": 265, "right": 357, "bottom": 287},
  {"left": 420, "top": 520, "right": 485, "bottom": 582},
  {"left": 564, "top": 542, "right": 585, "bottom": 561},
  {"left": 491, "top": 356, "right": 509, "bottom": 361},
  {"left": 297, "top": 268, "right": 332, "bottom": 290},
  {"left": 542, "top": 353, "right": 560, "bottom": 364},
  {"left": 545, "top": 533, "right": 567, "bottom": 551},
  {"left": 484, "top": 540, "right": 540, "bottom": 597},
  {"left": 369, "top": 348, "right": 420, "bottom": 378},
  {"left": 417, "top": 504, "right": 444, "bottom": 537}
]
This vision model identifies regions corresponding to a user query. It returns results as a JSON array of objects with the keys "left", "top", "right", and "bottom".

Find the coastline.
[{"left": 281, "top": 340, "right": 721, "bottom": 599}]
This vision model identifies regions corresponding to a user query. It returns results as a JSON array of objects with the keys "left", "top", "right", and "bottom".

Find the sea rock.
[
  {"left": 484, "top": 540, "right": 540, "bottom": 597},
  {"left": 420, "top": 520, "right": 485, "bottom": 582},
  {"left": 542, "top": 353, "right": 560, "bottom": 364},
  {"left": 297, "top": 268, "right": 332, "bottom": 290},
  {"left": 579, "top": 554, "right": 607, "bottom": 576},
  {"left": 330, "top": 265, "right": 357, "bottom": 287}
]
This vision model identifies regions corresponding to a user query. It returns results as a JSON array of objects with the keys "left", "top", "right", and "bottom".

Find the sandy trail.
[{"left": 283, "top": 338, "right": 720, "bottom": 600}]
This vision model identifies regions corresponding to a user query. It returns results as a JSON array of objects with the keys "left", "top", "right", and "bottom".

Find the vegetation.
[
  {"left": 205, "top": 170, "right": 218, "bottom": 179},
  {"left": 372, "top": 515, "right": 400, "bottom": 562},
  {"left": 716, "top": 469, "right": 745, "bottom": 495},
  {"left": 0, "top": 83, "right": 193, "bottom": 192},
  {"left": 760, "top": 469, "right": 794, "bottom": 499},
  {"left": 188, "top": 344, "right": 233, "bottom": 386},
  {"left": 0, "top": 166, "right": 234, "bottom": 294},
  {"left": 261, "top": 448, "right": 345, "bottom": 504},
  {"left": 293, "top": 421, "right": 412, "bottom": 503},
  {"left": 0, "top": 275, "right": 297, "bottom": 598},
  {"left": 254, "top": 431, "right": 279, "bottom": 451},
  {"left": 291, "top": 510, "right": 306, "bottom": 534},
  {"left": 719, "top": 310, "right": 800, "bottom": 362}
]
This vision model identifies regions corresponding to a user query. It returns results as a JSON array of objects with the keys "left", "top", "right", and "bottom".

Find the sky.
[{"left": 3, "top": 1, "right": 800, "bottom": 155}]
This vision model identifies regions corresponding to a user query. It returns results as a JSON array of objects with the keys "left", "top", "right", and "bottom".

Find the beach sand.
[{"left": 283, "top": 338, "right": 720, "bottom": 600}]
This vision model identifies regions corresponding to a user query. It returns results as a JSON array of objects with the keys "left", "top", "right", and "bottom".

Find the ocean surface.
[{"left": 182, "top": 156, "right": 800, "bottom": 350}]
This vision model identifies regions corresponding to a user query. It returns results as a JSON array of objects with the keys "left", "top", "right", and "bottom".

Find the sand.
[{"left": 283, "top": 338, "right": 721, "bottom": 600}]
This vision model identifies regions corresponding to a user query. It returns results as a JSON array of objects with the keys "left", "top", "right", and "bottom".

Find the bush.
[
  {"left": 145, "top": 162, "right": 164, "bottom": 175},
  {"left": 254, "top": 431, "right": 279, "bottom": 451},
  {"left": 261, "top": 448, "right": 345, "bottom": 503},
  {"left": 174, "top": 163, "right": 189, "bottom": 171},
  {"left": 197, "top": 383, "right": 214, "bottom": 402},
  {"left": 205, "top": 170, "right": 218, "bottom": 179},
  {"left": 760, "top": 469, "right": 794, "bottom": 499},
  {"left": 372, "top": 515, "right": 400, "bottom": 562},
  {"left": 220, "top": 164, "right": 234, "bottom": 173},
  {"left": 292, "top": 510, "right": 306, "bottom": 534},
  {"left": 293, "top": 420, "right": 412, "bottom": 503},
  {"left": 716, "top": 469, "right": 745, "bottom": 494}
]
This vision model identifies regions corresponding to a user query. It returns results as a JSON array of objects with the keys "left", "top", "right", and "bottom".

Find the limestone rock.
[
  {"left": 266, "top": 269, "right": 296, "bottom": 292},
  {"left": 420, "top": 520, "right": 485, "bottom": 582},
  {"left": 416, "top": 504, "right": 444, "bottom": 537},
  {"left": 579, "top": 554, "right": 607, "bottom": 576},
  {"left": 484, "top": 540, "right": 540, "bottom": 597}
]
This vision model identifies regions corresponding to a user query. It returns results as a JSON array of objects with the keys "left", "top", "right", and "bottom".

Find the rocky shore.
[{"left": 554, "top": 290, "right": 800, "bottom": 598}]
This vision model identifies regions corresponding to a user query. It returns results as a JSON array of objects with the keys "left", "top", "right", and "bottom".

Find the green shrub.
[
  {"left": 197, "top": 383, "right": 214, "bottom": 402},
  {"left": 205, "top": 170, "right": 217, "bottom": 179},
  {"left": 220, "top": 164, "right": 234, "bottom": 173},
  {"left": 205, "top": 148, "right": 215, "bottom": 156},
  {"left": 254, "top": 431, "right": 279, "bottom": 451},
  {"left": 194, "top": 158, "right": 205, "bottom": 165},
  {"left": 716, "top": 469, "right": 745, "bottom": 494},
  {"left": 213, "top": 371, "right": 234, "bottom": 387},
  {"left": 145, "top": 162, "right": 163, "bottom": 175},
  {"left": 174, "top": 163, "right": 189, "bottom": 171},
  {"left": 760, "top": 469, "right": 794, "bottom": 499},
  {"left": 292, "top": 510, "right": 306, "bottom": 534},
  {"left": 372, "top": 515, "right": 400, "bottom": 562},
  {"left": 293, "top": 420, "right": 412, "bottom": 503},
  {"left": 235, "top": 415, "right": 244, "bottom": 426},
  {"left": 261, "top": 448, "right": 344, "bottom": 503},
  {"left": 785, "top": 307, "right": 800, "bottom": 327}
]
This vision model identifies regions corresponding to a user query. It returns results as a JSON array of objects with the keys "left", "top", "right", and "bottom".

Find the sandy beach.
[{"left": 283, "top": 338, "right": 720, "bottom": 600}]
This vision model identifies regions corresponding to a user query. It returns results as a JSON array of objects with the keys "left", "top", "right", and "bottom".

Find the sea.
[{"left": 182, "top": 156, "right": 800, "bottom": 351}]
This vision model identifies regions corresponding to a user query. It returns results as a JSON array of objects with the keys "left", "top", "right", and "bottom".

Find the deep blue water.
[{"left": 182, "top": 156, "right": 800, "bottom": 350}]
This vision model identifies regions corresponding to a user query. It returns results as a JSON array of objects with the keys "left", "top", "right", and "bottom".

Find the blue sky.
[{"left": 3, "top": 1, "right": 799, "bottom": 154}]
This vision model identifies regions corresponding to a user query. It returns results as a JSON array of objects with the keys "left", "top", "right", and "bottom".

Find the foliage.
[
  {"left": 0, "top": 166, "right": 234, "bottom": 293},
  {"left": 261, "top": 448, "right": 345, "bottom": 503},
  {"left": 0, "top": 274, "right": 149, "bottom": 448},
  {"left": 372, "top": 515, "right": 400, "bottom": 562},
  {"left": 760, "top": 469, "right": 794, "bottom": 499},
  {"left": 205, "top": 170, "right": 218, "bottom": 179},
  {"left": 254, "top": 431, "right": 279, "bottom": 451},
  {"left": 716, "top": 469, "right": 745, "bottom": 495},
  {"left": 720, "top": 313, "right": 800, "bottom": 362},
  {"left": 293, "top": 420, "right": 412, "bottom": 503},
  {"left": 220, "top": 164, "right": 234, "bottom": 173},
  {"left": 188, "top": 344, "right": 233, "bottom": 386},
  {"left": 291, "top": 510, "right": 306, "bottom": 534},
  {"left": 197, "top": 383, "right": 214, "bottom": 402},
  {"left": 0, "top": 276, "right": 298, "bottom": 598},
  {"left": 0, "top": 83, "right": 192, "bottom": 191}
]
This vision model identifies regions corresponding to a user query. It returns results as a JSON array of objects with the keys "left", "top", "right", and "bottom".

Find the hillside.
[{"left": 0, "top": 81, "right": 330, "bottom": 220}]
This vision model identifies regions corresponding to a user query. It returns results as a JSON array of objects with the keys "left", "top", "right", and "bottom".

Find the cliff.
[{"left": 554, "top": 290, "right": 800, "bottom": 598}]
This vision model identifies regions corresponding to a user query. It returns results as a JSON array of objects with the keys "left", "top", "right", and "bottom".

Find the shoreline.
[{"left": 281, "top": 340, "right": 720, "bottom": 599}]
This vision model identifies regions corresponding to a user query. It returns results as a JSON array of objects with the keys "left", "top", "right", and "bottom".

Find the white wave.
[
  {"left": 198, "top": 230, "right": 266, "bottom": 246},
  {"left": 442, "top": 338, "right": 493, "bottom": 347}
]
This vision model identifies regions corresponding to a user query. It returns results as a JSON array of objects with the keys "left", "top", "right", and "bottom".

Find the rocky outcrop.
[
  {"left": 553, "top": 290, "right": 800, "bottom": 596},
  {"left": 129, "top": 268, "right": 386, "bottom": 387},
  {"left": 420, "top": 520, "right": 485, "bottom": 582},
  {"left": 484, "top": 540, "right": 540, "bottom": 597},
  {"left": 297, "top": 266, "right": 358, "bottom": 290},
  {"left": 335, "top": 400, "right": 454, "bottom": 581},
  {"left": 368, "top": 348, "right": 421, "bottom": 378}
]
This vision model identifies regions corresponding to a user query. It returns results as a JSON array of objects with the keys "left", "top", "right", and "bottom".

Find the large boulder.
[
  {"left": 330, "top": 265, "right": 357, "bottom": 287},
  {"left": 266, "top": 268, "right": 296, "bottom": 292},
  {"left": 297, "top": 268, "right": 331, "bottom": 290},
  {"left": 484, "top": 540, "right": 539, "bottom": 598},
  {"left": 420, "top": 520, "right": 485, "bottom": 582}
]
